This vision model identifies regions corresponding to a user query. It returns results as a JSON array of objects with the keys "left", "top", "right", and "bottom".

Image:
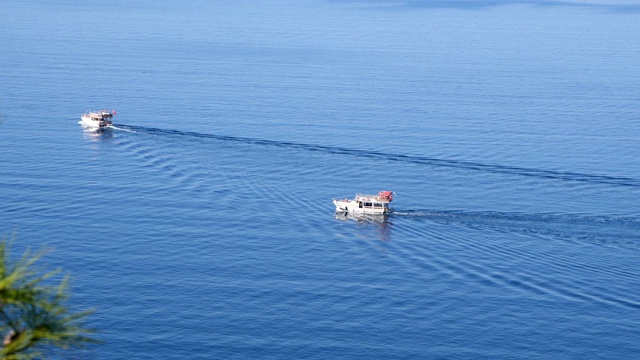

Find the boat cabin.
[
  {"left": 81, "top": 110, "right": 115, "bottom": 128},
  {"left": 358, "top": 199, "right": 389, "bottom": 211}
]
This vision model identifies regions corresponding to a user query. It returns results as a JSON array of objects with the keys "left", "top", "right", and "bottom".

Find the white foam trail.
[{"left": 110, "top": 125, "right": 137, "bottom": 133}]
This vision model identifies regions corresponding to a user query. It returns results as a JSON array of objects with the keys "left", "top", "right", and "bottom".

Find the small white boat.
[
  {"left": 333, "top": 191, "right": 394, "bottom": 215},
  {"left": 80, "top": 110, "right": 115, "bottom": 128}
]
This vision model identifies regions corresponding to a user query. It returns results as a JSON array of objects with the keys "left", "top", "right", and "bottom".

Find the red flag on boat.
[{"left": 113, "top": 110, "right": 116, "bottom": 115}]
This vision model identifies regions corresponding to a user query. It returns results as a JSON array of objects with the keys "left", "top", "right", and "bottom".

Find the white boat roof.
[
  {"left": 355, "top": 194, "right": 390, "bottom": 202},
  {"left": 354, "top": 191, "right": 394, "bottom": 202}
]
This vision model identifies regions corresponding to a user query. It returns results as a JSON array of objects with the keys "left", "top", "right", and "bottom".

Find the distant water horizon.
[{"left": 1, "top": 0, "right": 639, "bottom": 358}]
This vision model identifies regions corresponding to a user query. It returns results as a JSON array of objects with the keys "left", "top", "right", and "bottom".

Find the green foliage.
[{"left": 0, "top": 235, "right": 98, "bottom": 359}]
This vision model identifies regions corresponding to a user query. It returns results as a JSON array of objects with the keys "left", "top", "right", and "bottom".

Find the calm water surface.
[{"left": 1, "top": 0, "right": 640, "bottom": 358}]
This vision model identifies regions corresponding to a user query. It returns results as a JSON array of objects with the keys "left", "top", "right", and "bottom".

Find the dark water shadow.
[
  {"left": 335, "top": 212, "right": 393, "bottom": 241},
  {"left": 82, "top": 126, "right": 114, "bottom": 142},
  {"left": 115, "top": 124, "right": 640, "bottom": 188}
]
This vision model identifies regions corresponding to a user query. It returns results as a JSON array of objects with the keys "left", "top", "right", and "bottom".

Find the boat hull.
[
  {"left": 80, "top": 110, "right": 115, "bottom": 128},
  {"left": 333, "top": 199, "right": 390, "bottom": 215},
  {"left": 81, "top": 116, "right": 112, "bottom": 128}
]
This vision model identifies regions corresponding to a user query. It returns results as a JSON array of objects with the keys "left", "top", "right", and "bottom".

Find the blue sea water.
[{"left": 1, "top": 0, "right": 640, "bottom": 358}]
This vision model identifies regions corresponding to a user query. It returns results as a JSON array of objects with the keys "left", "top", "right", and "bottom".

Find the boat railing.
[{"left": 83, "top": 110, "right": 115, "bottom": 117}]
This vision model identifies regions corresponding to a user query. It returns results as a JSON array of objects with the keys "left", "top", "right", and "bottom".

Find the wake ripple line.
[
  {"left": 115, "top": 124, "right": 640, "bottom": 188},
  {"left": 394, "top": 229, "right": 640, "bottom": 309},
  {"left": 393, "top": 209, "right": 640, "bottom": 250},
  {"left": 390, "top": 211, "right": 640, "bottom": 294},
  {"left": 393, "top": 210, "right": 640, "bottom": 228}
]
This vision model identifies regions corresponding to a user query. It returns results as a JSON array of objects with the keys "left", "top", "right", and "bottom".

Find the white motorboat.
[
  {"left": 80, "top": 110, "right": 115, "bottom": 128},
  {"left": 333, "top": 191, "right": 394, "bottom": 215}
]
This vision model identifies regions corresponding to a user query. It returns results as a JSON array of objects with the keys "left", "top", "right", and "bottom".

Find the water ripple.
[
  {"left": 115, "top": 124, "right": 640, "bottom": 188},
  {"left": 388, "top": 218, "right": 640, "bottom": 309},
  {"left": 393, "top": 209, "right": 640, "bottom": 249}
]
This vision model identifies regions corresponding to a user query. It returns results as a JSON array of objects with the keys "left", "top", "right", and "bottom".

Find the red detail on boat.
[{"left": 378, "top": 191, "right": 393, "bottom": 201}]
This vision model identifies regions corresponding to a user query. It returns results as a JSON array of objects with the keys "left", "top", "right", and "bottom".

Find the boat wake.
[
  {"left": 392, "top": 209, "right": 640, "bottom": 248},
  {"left": 114, "top": 124, "right": 640, "bottom": 188},
  {"left": 109, "top": 125, "right": 137, "bottom": 133},
  {"left": 384, "top": 209, "right": 640, "bottom": 310},
  {"left": 91, "top": 123, "right": 640, "bottom": 311}
]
